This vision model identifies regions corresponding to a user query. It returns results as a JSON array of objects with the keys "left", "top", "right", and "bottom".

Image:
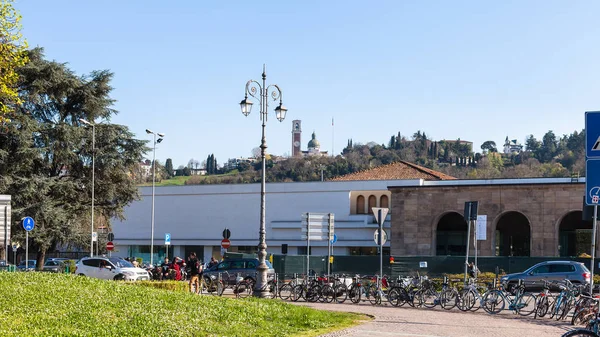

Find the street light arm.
[
  {"left": 244, "top": 79, "right": 263, "bottom": 101},
  {"left": 266, "top": 84, "right": 283, "bottom": 102}
]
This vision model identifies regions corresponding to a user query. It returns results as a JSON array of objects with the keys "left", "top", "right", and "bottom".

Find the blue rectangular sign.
[
  {"left": 586, "top": 111, "right": 600, "bottom": 158},
  {"left": 586, "top": 159, "right": 600, "bottom": 205},
  {"left": 165, "top": 233, "right": 171, "bottom": 245}
]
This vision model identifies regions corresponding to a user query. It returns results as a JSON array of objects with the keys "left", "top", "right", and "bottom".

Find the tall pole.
[
  {"left": 150, "top": 133, "right": 156, "bottom": 267},
  {"left": 464, "top": 219, "right": 472, "bottom": 285},
  {"left": 474, "top": 219, "right": 478, "bottom": 279},
  {"left": 240, "top": 65, "right": 286, "bottom": 297},
  {"left": 327, "top": 213, "right": 332, "bottom": 277},
  {"left": 25, "top": 231, "right": 28, "bottom": 270},
  {"left": 379, "top": 209, "right": 383, "bottom": 290},
  {"left": 255, "top": 66, "right": 269, "bottom": 297},
  {"left": 91, "top": 124, "right": 95, "bottom": 257},
  {"left": 591, "top": 205, "right": 597, "bottom": 294}
]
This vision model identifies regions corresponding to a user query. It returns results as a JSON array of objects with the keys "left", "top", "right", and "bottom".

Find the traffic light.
[
  {"left": 389, "top": 256, "right": 395, "bottom": 264},
  {"left": 269, "top": 254, "right": 273, "bottom": 264},
  {"left": 329, "top": 256, "right": 334, "bottom": 264}
]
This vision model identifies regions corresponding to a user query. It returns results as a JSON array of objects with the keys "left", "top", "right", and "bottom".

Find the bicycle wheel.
[
  {"left": 291, "top": 285, "right": 304, "bottom": 302},
  {"left": 561, "top": 329, "right": 600, "bottom": 337},
  {"left": 235, "top": 281, "right": 252, "bottom": 299},
  {"left": 320, "top": 285, "right": 335, "bottom": 303},
  {"left": 387, "top": 287, "right": 401, "bottom": 307},
  {"left": 440, "top": 289, "right": 458, "bottom": 310},
  {"left": 306, "top": 285, "right": 321, "bottom": 302},
  {"left": 572, "top": 310, "right": 594, "bottom": 326},
  {"left": 535, "top": 295, "right": 549, "bottom": 318},
  {"left": 557, "top": 298, "right": 570, "bottom": 321},
  {"left": 367, "top": 284, "right": 380, "bottom": 305},
  {"left": 279, "top": 284, "right": 293, "bottom": 301},
  {"left": 422, "top": 288, "right": 439, "bottom": 308},
  {"left": 516, "top": 293, "right": 537, "bottom": 316},
  {"left": 349, "top": 285, "right": 361, "bottom": 304},
  {"left": 482, "top": 290, "right": 505, "bottom": 314},
  {"left": 457, "top": 289, "right": 475, "bottom": 311},
  {"left": 412, "top": 289, "right": 425, "bottom": 308},
  {"left": 334, "top": 284, "right": 348, "bottom": 304}
]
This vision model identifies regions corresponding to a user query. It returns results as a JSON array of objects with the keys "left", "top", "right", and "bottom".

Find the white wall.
[{"left": 111, "top": 180, "right": 413, "bottom": 258}]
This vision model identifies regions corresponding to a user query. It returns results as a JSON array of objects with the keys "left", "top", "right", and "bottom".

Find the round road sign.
[
  {"left": 373, "top": 229, "right": 388, "bottom": 245},
  {"left": 106, "top": 241, "right": 114, "bottom": 251},
  {"left": 221, "top": 239, "right": 231, "bottom": 249}
]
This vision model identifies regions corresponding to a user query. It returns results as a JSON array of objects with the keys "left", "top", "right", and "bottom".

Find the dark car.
[
  {"left": 42, "top": 260, "right": 66, "bottom": 273},
  {"left": 17, "top": 260, "right": 37, "bottom": 271},
  {"left": 203, "top": 258, "right": 275, "bottom": 286},
  {"left": 500, "top": 260, "right": 590, "bottom": 291}
]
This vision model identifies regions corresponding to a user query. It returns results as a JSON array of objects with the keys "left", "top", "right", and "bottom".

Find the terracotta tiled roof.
[{"left": 330, "top": 160, "right": 456, "bottom": 181}]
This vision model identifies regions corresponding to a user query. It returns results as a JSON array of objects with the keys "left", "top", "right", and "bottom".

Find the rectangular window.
[{"left": 297, "top": 246, "right": 313, "bottom": 255}]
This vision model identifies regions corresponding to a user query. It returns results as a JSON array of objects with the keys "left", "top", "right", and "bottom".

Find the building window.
[
  {"left": 380, "top": 195, "right": 389, "bottom": 209},
  {"left": 297, "top": 246, "right": 313, "bottom": 255},
  {"left": 356, "top": 195, "right": 365, "bottom": 214},
  {"left": 231, "top": 246, "right": 257, "bottom": 254},
  {"left": 349, "top": 247, "right": 390, "bottom": 256},
  {"left": 368, "top": 195, "right": 377, "bottom": 214}
]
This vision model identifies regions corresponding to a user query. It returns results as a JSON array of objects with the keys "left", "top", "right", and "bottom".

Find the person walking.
[{"left": 187, "top": 252, "right": 202, "bottom": 294}]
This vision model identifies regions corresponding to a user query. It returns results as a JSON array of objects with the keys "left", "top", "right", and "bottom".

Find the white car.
[{"left": 75, "top": 257, "right": 150, "bottom": 281}]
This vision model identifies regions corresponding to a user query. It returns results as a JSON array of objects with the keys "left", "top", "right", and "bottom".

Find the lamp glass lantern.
[
  {"left": 275, "top": 103, "right": 287, "bottom": 122},
  {"left": 240, "top": 97, "right": 253, "bottom": 116}
]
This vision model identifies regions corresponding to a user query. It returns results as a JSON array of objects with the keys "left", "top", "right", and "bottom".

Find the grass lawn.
[
  {"left": 139, "top": 175, "right": 191, "bottom": 186},
  {"left": 0, "top": 273, "right": 362, "bottom": 336}
]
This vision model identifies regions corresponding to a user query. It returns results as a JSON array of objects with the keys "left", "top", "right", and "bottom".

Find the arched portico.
[
  {"left": 494, "top": 211, "right": 531, "bottom": 256},
  {"left": 435, "top": 211, "right": 468, "bottom": 256},
  {"left": 558, "top": 210, "right": 592, "bottom": 257}
]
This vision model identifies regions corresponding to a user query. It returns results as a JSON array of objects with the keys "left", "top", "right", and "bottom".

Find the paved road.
[{"left": 291, "top": 302, "right": 575, "bottom": 337}]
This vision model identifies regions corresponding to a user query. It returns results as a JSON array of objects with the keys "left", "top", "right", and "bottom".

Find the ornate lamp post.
[
  {"left": 79, "top": 118, "right": 95, "bottom": 257},
  {"left": 145, "top": 129, "right": 164, "bottom": 267},
  {"left": 240, "top": 65, "right": 287, "bottom": 297}
]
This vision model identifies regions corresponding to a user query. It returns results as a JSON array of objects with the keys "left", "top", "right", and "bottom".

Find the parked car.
[
  {"left": 0, "top": 260, "right": 14, "bottom": 271},
  {"left": 500, "top": 260, "right": 591, "bottom": 291},
  {"left": 46, "top": 257, "right": 72, "bottom": 263},
  {"left": 75, "top": 257, "right": 150, "bottom": 281},
  {"left": 42, "top": 260, "right": 66, "bottom": 273},
  {"left": 17, "top": 260, "right": 36, "bottom": 271},
  {"left": 203, "top": 258, "right": 275, "bottom": 286}
]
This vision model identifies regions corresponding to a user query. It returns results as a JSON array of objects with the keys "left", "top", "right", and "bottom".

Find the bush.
[{"left": 64, "top": 260, "right": 77, "bottom": 274}]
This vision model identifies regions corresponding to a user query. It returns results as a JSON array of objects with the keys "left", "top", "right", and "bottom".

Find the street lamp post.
[
  {"left": 79, "top": 118, "right": 95, "bottom": 258},
  {"left": 146, "top": 129, "right": 164, "bottom": 267},
  {"left": 239, "top": 65, "right": 287, "bottom": 298}
]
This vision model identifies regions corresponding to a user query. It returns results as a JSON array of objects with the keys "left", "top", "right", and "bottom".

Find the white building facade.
[{"left": 111, "top": 179, "right": 413, "bottom": 263}]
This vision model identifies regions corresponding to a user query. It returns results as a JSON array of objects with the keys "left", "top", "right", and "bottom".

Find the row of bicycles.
[{"left": 195, "top": 271, "right": 600, "bottom": 336}]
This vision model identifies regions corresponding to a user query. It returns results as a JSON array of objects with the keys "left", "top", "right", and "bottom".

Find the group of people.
[{"left": 149, "top": 254, "right": 219, "bottom": 285}]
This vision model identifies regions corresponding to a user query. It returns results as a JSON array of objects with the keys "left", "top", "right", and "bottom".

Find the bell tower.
[{"left": 292, "top": 120, "right": 301, "bottom": 157}]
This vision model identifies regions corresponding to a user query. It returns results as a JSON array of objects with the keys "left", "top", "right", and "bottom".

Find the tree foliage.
[
  {"left": 0, "top": 48, "right": 147, "bottom": 267},
  {"left": 0, "top": 0, "right": 28, "bottom": 122}
]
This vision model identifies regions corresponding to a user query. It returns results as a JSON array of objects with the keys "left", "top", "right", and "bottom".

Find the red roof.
[{"left": 331, "top": 160, "right": 456, "bottom": 181}]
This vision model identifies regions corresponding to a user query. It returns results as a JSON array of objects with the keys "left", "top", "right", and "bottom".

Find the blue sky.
[{"left": 15, "top": 0, "right": 600, "bottom": 167}]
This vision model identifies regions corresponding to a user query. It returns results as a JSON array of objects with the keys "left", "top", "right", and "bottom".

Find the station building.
[{"left": 111, "top": 161, "right": 590, "bottom": 264}]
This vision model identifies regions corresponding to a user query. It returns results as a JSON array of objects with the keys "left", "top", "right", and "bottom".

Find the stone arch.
[
  {"left": 494, "top": 211, "right": 531, "bottom": 256},
  {"left": 435, "top": 211, "right": 468, "bottom": 256},
  {"left": 356, "top": 195, "right": 365, "bottom": 214},
  {"left": 368, "top": 195, "right": 377, "bottom": 214},
  {"left": 557, "top": 210, "right": 592, "bottom": 257},
  {"left": 380, "top": 195, "right": 389, "bottom": 209}
]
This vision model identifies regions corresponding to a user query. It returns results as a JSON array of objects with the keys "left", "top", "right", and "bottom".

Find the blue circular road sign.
[
  {"left": 330, "top": 234, "right": 338, "bottom": 244},
  {"left": 22, "top": 217, "right": 35, "bottom": 232}
]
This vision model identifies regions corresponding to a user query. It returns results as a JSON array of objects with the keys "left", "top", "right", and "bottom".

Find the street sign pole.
[
  {"left": 378, "top": 208, "right": 383, "bottom": 290},
  {"left": 592, "top": 205, "right": 598, "bottom": 294},
  {"left": 474, "top": 219, "right": 477, "bottom": 280},
  {"left": 327, "top": 213, "right": 333, "bottom": 277},
  {"left": 25, "top": 231, "right": 28, "bottom": 269},
  {"left": 306, "top": 212, "right": 310, "bottom": 277},
  {"left": 464, "top": 217, "right": 471, "bottom": 285}
]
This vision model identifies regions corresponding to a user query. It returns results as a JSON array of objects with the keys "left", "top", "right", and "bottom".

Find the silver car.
[
  {"left": 203, "top": 258, "right": 275, "bottom": 286},
  {"left": 501, "top": 260, "right": 591, "bottom": 291}
]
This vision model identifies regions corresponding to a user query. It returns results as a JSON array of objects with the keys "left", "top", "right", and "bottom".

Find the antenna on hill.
[{"left": 331, "top": 117, "right": 334, "bottom": 157}]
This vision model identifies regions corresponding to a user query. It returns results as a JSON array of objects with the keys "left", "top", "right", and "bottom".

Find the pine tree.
[{"left": 165, "top": 158, "right": 174, "bottom": 178}]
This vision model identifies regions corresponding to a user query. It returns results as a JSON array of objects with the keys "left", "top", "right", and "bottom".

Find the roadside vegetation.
[{"left": 0, "top": 273, "right": 361, "bottom": 336}]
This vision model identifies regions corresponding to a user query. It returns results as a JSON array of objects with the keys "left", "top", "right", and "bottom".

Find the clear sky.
[{"left": 15, "top": 0, "right": 600, "bottom": 167}]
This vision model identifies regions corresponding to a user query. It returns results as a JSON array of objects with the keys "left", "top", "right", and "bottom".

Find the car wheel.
[
  {"left": 78, "top": 273, "right": 85, "bottom": 277},
  {"left": 114, "top": 274, "right": 125, "bottom": 281}
]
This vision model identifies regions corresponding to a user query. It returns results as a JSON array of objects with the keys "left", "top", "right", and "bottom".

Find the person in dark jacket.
[{"left": 187, "top": 252, "right": 202, "bottom": 294}]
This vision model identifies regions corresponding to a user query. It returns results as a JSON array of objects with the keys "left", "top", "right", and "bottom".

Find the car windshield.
[{"left": 109, "top": 258, "right": 134, "bottom": 268}]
